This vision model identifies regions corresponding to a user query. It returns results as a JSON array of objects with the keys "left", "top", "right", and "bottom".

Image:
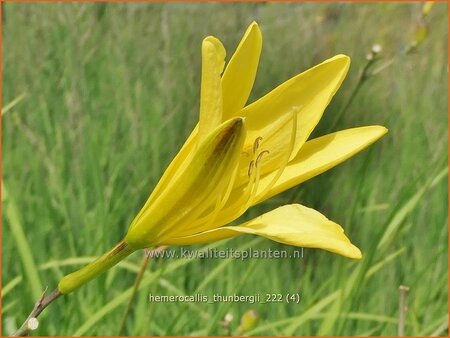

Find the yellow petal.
[
  {"left": 236, "top": 55, "right": 351, "bottom": 182},
  {"left": 222, "top": 22, "right": 262, "bottom": 119},
  {"left": 255, "top": 126, "right": 388, "bottom": 203},
  {"left": 126, "top": 118, "right": 246, "bottom": 248},
  {"left": 198, "top": 36, "right": 226, "bottom": 143},
  {"left": 166, "top": 204, "right": 362, "bottom": 259}
]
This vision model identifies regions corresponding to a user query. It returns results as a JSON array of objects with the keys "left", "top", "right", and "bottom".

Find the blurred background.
[{"left": 2, "top": 2, "right": 448, "bottom": 336}]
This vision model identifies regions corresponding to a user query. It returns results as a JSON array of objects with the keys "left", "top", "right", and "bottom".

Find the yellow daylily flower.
[{"left": 58, "top": 22, "right": 387, "bottom": 294}]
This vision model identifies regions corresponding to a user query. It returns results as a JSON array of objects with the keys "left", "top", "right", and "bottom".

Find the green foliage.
[{"left": 2, "top": 2, "right": 448, "bottom": 336}]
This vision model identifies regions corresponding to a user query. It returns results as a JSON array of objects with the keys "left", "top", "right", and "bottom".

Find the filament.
[
  {"left": 254, "top": 106, "right": 298, "bottom": 202},
  {"left": 192, "top": 163, "right": 239, "bottom": 232},
  {"left": 174, "top": 160, "right": 240, "bottom": 237}
]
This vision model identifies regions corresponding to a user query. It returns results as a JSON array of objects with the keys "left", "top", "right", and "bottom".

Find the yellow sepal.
[
  {"left": 166, "top": 204, "right": 362, "bottom": 259},
  {"left": 126, "top": 118, "right": 246, "bottom": 248}
]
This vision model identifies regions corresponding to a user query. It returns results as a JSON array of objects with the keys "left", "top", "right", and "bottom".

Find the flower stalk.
[{"left": 58, "top": 240, "right": 135, "bottom": 294}]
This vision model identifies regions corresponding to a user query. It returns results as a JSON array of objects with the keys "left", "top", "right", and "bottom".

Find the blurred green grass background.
[{"left": 2, "top": 2, "right": 448, "bottom": 336}]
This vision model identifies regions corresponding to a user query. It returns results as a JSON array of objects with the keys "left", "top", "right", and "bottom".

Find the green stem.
[
  {"left": 117, "top": 246, "right": 167, "bottom": 334},
  {"left": 328, "top": 57, "right": 375, "bottom": 131},
  {"left": 118, "top": 253, "right": 150, "bottom": 335},
  {"left": 13, "top": 289, "right": 62, "bottom": 336},
  {"left": 58, "top": 240, "right": 135, "bottom": 294}
]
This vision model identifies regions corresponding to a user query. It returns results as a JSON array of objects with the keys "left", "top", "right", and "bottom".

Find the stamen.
[
  {"left": 186, "top": 107, "right": 299, "bottom": 230},
  {"left": 253, "top": 136, "right": 263, "bottom": 154},
  {"left": 212, "top": 145, "right": 261, "bottom": 224},
  {"left": 226, "top": 144, "right": 267, "bottom": 219},
  {"left": 174, "top": 162, "right": 240, "bottom": 236},
  {"left": 243, "top": 154, "right": 262, "bottom": 212},
  {"left": 255, "top": 150, "right": 270, "bottom": 165},
  {"left": 255, "top": 106, "right": 298, "bottom": 202},
  {"left": 247, "top": 135, "right": 262, "bottom": 177},
  {"left": 247, "top": 160, "right": 254, "bottom": 177},
  {"left": 198, "top": 163, "right": 240, "bottom": 231},
  {"left": 196, "top": 193, "right": 223, "bottom": 234}
]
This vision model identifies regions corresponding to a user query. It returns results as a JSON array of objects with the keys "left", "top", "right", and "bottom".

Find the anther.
[
  {"left": 247, "top": 160, "right": 255, "bottom": 177},
  {"left": 255, "top": 150, "right": 270, "bottom": 167},
  {"left": 255, "top": 107, "right": 298, "bottom": 202},
  {"left": 253, "top": 137, "right": 263, "bottom": 154}
]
